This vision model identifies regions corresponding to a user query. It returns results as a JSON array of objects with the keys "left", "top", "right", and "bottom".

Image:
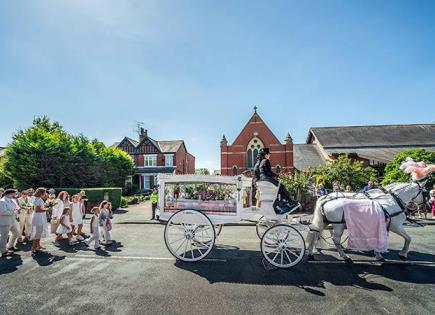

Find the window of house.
[
  {"left": 144, "top": 155, "right": 157, "bottom": 167},
  {"left": 165, "top": 154, "right": 174, "bottom": 167},
  {"left": 246, "top": 137, "right": 264, "bottom": 169},
  {"left": 276, "top": 165, "right": 281, "bottom": 174}
]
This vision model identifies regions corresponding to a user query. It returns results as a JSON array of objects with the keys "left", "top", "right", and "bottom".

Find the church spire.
[
  {"left": 285, "top": 133, "right": 293, "bottom": 144},
  {"left": 220, "top": 135, "right": 228, "bottom": 146}
]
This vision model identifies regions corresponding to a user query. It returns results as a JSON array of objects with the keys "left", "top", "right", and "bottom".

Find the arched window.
[
  {"left": 246, "top": 137, "right": 264, "bottom": 169},
  {"left": 276, "top": 165, "right": 281, "bottom": 174},
  {"left": 232, "top": 166, "right": 238, "bottom": 176}
]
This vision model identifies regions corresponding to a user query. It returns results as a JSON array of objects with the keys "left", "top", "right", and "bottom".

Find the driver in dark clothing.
[{"left": 258, "top": 148, "right": 300, "bottom": 214}]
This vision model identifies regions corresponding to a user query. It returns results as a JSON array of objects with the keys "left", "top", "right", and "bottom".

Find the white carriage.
[{"left": 158, "top": 174, "right": 306, "bottom": 269}]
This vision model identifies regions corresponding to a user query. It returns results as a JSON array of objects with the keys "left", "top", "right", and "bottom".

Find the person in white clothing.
[
  {"left": 30, "top": 188, "right": 50, "bottom": 254},
  {"left": 99, "top": 201, "right": 112, "bottom": 245},
  {"left": 0, "top": 189, "right": 21, "bottom": 257},
  {"left": 18, "top": 190, "right": 33, "bottom": 242},
  {"left": 8, "top": 191, "right": 21, "bottom": 250},
  {"left": 50, "top": 191, "right": 68, "bottom": 234},
  {"left": 85, "top": 207, "right": 101, "bottom": 250},
  {"left": 71, "top": 195, "right": 85, "bottom": 241},
  {"left": 54, "top": 207, "right": 77, "bottom": 247}
]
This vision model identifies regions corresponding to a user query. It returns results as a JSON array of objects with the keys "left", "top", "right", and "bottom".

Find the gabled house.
[{"left": 114, "top": 128, "right": 195, "bottom": 191}]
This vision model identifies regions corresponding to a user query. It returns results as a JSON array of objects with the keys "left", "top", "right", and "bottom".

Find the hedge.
[{"left": 54, "top": 187, "right": 122, "bottom": 210}]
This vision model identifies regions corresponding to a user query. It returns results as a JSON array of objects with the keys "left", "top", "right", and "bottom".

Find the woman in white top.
[
  {"left": 50, "top": 191, "right": 68, "bottom": 234},
  {"left": 31, "top": 188, "right": 49, "bottom": 254},
  {"left": 17, "top": 190, "right": 33, "bottom": 242},
  {"left": 71, "top": 194, "right": 85, "bottom": 241}
]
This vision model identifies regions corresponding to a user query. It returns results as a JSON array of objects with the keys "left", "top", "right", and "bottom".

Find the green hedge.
[
  {"left": 120, "top": 195, "right": 150, "bottom": 208},
  {"left": 54, "top": 187, "right": 122, "bottom": 210}
]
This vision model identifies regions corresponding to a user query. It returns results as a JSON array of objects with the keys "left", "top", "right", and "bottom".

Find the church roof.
[{"left": 308, "top": 124, "right": 435, "bottom": 149}]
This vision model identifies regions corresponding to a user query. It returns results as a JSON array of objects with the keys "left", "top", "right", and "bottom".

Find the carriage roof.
[{"left": 158, "top": 174, "right": 243, "bottom": 185}]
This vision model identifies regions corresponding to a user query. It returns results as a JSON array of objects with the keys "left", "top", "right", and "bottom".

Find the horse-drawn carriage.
[{"left": 158, "top": 174, "right": 306, "bottom": 269}]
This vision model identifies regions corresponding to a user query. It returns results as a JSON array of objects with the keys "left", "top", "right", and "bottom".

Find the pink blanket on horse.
[{"left": 343, "top": 200, "right": 388, "bottom": 252}]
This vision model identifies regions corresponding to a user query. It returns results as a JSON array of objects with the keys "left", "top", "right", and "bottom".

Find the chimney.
[{"left": 139, "top": 128, "right": 148, "bottom": 142}]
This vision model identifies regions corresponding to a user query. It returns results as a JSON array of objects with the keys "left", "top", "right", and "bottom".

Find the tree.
[
  {"left": 4, "top": 117, "right": 135, "bottom": 190},
  {"left": 382, "top": 149, "right": 435, "bottom": 188},
  {"left": 195, "top": 168, "right": 210, "bottom": 175},
  {"left": 316, "top": 155, "right": 377, "bottom": 191},
  {"left": 0, "top": 159, "right": 13, "bottom": 188},
  {"left": 280, "top": 169, "right": 316, "bottom": 200}
]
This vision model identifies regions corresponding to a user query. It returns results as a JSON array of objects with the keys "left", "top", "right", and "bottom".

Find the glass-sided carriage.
[{"left": 158, "top": 174, "right": 306, "bottom": 269}]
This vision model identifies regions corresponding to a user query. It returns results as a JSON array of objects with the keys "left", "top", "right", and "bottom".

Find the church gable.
[
  {"left": 136, "top": 137, "right": 161, "bottom": 154},
  {"left": 232, "top": 109, "right": 282, "bottom": 147}
]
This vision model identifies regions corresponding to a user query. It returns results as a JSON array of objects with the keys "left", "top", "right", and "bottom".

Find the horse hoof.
[
  {"left": 344, "top": 257, "right": 353, "bottom": 264},
  {"left": 398, "top": 255, "right": 407, "bottom": 261},
  {"left": 376, "top": 258, "right": 386, "bottom": 263},
  {"left": 307, "top": 255, "right": 315, "bottom": 261}
]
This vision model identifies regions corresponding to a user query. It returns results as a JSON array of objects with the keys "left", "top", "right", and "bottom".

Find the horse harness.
[{"left": 319, "top": 181, "right": 425, "bottom": 230}]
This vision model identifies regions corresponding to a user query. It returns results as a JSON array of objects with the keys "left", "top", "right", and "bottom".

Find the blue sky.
[{"left": 1, "top": 1, "right": 434, "bottom": 170}]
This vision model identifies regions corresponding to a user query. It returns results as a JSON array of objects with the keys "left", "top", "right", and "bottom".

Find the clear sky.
[{"left": 1, "top": 1, "right": 434, "bottom": 171}]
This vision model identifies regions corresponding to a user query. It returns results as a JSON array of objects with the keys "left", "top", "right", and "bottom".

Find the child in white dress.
[
  {"left": 84, "top": 207, "right": 101, "bottom": 250},
  {"left": 71, "top": 195, "right": 85, "bottom": 241},
  {"left": 99, "top": 201, "right": 112, "bottom": 245},
  {"left": 54, "top": 207, "right": 77, "bottom": 246}
]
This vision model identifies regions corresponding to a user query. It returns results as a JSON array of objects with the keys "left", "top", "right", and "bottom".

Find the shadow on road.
[
  {"left": 0, "top": 253, "right": 23, "bottom": 275},
  {"left": 31, "top": 251, "right": 65, "bottom": 267},
  {"left": 174, "top": 247, "right": 435, "bottom": 295}
]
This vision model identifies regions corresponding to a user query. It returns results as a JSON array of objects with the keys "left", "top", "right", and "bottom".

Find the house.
[
  {"left": 114, "top": 128, "right": 195, "bottom": 191},
  {"left": 304, "top": 124, "right": 435, "bottom": 176}
]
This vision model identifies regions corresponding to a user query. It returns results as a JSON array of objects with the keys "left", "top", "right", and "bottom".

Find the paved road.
[{"left": 1, "top": 216, "right": 435, "bottom": 315}]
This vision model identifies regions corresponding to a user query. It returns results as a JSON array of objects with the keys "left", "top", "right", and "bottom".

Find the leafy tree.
[
  {"left": 4, "top": 117, "right": 135, "bottom": 190},
  {"left": 316, "top": 155, "right": 377, "bottom": 191},
  {"left": 195, "top": 168, "right": 210, "bottom": 175},
  {"left": 382, "top": 149, "right": 435, "bottom": 188},
  {"left": 280, "top": 169, "right": 316, "bottom": 199},
  {"left": 0, "top": 159, "right": 13, "bottom": 188}
]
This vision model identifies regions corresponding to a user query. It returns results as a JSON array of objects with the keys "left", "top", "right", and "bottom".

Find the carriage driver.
[{"left": 256, "top": 148, "right": 301, "bottom": 214}]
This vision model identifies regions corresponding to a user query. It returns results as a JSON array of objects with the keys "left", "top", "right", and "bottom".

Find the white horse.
[{"left": 306, "top": 181, "right": 426, "bottom": 262}]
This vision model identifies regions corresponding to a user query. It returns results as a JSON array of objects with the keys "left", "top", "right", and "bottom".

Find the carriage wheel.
[
  {"left": 214, "top": 225, "right": 223, "bottom": 238},
  {"left": 261, "top": 224, "right": 305, "bottom": 269},
  {"left": 164, "top": 210, "right": 215, "bottom": 262},
  {"left": 256, "top": 216, "right": 273, "bottom": 239}
]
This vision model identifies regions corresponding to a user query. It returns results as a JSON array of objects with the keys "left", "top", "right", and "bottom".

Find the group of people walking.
[{"left": 0, "top": 187, "right": 114, "bottom": 258}]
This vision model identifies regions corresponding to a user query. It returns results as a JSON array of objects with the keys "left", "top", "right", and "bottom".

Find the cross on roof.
[{"left": 254, "top": 106, "right": 258, "bottom": 114}]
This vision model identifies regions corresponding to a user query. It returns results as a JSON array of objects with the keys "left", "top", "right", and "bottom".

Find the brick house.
[
  {"left": 220, "top": 107, "right": 294, "bottom": 176},
  {"left": 115, "top": 128, "right": 195, "bottom": 191}
]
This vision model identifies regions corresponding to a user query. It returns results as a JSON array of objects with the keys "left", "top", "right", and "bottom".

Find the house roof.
[
  {"left": 157, "top": 140, "right": 184, "bottom": 153},
  {"left": 326, "top": 146, "right": 435, "bottom": 164},
  {"left": 293, "top": 144, "right": 326, "bottom": 171},
  {"left": 309, "top": 124, "right": 435, "bottom": 149}
]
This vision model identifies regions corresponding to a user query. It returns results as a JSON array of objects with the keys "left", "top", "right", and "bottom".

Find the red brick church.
[{"left": 220, "top": 107, "right": 294, "bottom": 176}]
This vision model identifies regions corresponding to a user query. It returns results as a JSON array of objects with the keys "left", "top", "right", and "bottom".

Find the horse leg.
[
  {"left": 306, "top": 230, "right": 320, "bottom": 260},
  {"left": 390, "top": 223, "right": 412, "bottom": 260},
  {"left": 332, "top": 224, "right": 352, "bottom": 262},
  {"left": 374, "top": 251, "right": 385, "bottom": 262}
]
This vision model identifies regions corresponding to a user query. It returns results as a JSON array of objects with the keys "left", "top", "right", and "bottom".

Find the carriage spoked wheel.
[
  {"left": 256, "top": 216, "right": 274, "bottom": 239},
  {"left": 164, "top": 209, "right": 216, "bottom": 262},
  {"left": 261, "top": 224, "right": 305, "bottom": 269}
]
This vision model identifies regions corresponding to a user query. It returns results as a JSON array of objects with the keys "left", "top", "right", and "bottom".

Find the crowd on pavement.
[{"left": 0, "top": 187, "right": 115, "bottom": 258}]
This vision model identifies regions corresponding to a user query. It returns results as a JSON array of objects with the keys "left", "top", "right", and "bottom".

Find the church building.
[{"left": 220, "top": 107, "right": 294, "bottom": 176}]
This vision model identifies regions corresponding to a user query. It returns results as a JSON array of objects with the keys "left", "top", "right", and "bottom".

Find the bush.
[{"left": 54, "top": 187, "right": 122, "bottom": 210}]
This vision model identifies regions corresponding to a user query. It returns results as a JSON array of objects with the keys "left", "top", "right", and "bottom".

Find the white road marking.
[
  {"left": 71, "top": 254, "right": 227, "bottom": 262},
  {"left": 307, "top": 260, "right": 435, "bottom": 265}
]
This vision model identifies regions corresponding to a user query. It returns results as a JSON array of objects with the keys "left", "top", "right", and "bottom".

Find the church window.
[
  {"left": 246, "top": 137, "right": 264, "bottom": 169},
  {"left": 232, "top": 165, "right": 238, "bottom": 176}
]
